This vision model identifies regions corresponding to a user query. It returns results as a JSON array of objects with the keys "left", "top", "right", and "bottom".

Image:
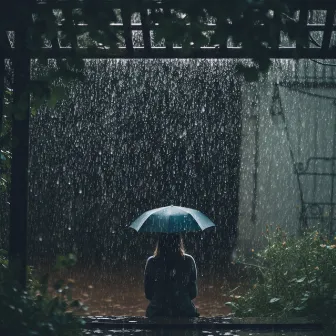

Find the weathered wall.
[{"left": 238, "top": 60, "right": 336, "bottom": 253}]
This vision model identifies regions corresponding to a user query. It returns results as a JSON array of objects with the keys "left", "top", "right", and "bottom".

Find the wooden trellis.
[{"left": 0, "top": 0, "right": 336, "bottom": 59}]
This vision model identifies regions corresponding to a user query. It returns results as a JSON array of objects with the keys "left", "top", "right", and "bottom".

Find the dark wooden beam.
[
  {"left": 62, "top": 7, "right": 79, "bottom": 51},
  {"left": 120, "top": 6, "right": 134, "bottom": 55},
  {"left": 2, "top": 20, "right": 336, "bottom": 32},
  {"left": 139, "top": 6, "right": 152, "bottom": 53},
  {"left": 29, "top": 0, "right": 336, "bottom": 11},
  {"left": 322, "top": 9, "right": 336, "bottom": 51},
  {"left": 0, "top": 57, "right": 4, "bottom": 133},
  {"left": 287, "top": 0, "right": 336, "bottom": 10},
  {"left": 3, "top": 46, "right": 336, "bottom": 59},
  {"left": 297, "top": 7, "right": 309, "bottom": 51},
  {"left": 8, "top": 0, "right": 32, "bottom": 289},
  {"left": 162, "top": 8, "right": 173, "bottom": 52},
  {"left": 272, "top": 10, "right": 281, "bottom": 50}
]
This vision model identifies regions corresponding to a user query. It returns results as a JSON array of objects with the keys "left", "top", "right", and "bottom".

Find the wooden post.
[
  {"left": 8, "top": 1, "right": 31, "bottom": 289},
  {"left": 0, "top": 57, "right": 4, "bottom": 133}
]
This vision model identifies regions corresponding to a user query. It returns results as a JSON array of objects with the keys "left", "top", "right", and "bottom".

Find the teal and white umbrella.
[{"left": 129, "top": 205, "right": 215, "bottom": 233}]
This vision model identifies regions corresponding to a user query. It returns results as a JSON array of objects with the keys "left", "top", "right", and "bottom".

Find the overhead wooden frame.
[{"left": 0, "top": 0, "right": 336, "bottom": 59}]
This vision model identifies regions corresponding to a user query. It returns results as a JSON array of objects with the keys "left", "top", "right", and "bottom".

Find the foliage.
[
  {"left": 226, "top": 228, "right": 336, "bottom": 333},
  {"left": 0, "top": 250, "right": 87, "bottom": 336},
  {"left": 151, "top": 0, "right": 301, "bottom": 80},
  {"left": 0, "top": 86, "right": 12, "bottom": 192}
]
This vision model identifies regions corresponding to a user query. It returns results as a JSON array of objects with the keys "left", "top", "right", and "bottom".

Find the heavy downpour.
[
  {"left": 1, "top": 55, "right": 335, "bottom": 324},
  {"left": 28, "top": 59, "right": 242, "bottom": 316},
  {"left": 1, "top": 1, "right": 336, "bottom": 336}
]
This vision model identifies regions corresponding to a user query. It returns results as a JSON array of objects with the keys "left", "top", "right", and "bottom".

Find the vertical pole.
[
  {"left": 0, "top": 57, "right": 4, "bottom": 133},
  {"left": 330, "top": 104, "right": 336, "bottom": 237},
  {"left": 230, "top": 76, "right": 243, "bottom": 260},
  {"left": 8, "top": 1, "right": 31, "bottom": 289},
  {"left": 251, "top": 95, "right": 260, "bottom": 244}
]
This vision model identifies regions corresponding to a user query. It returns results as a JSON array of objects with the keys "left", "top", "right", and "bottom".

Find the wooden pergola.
[
  {"left": 1, "top": 0, "right": 336, "bottom": 289},
  {"left": 1, "top": 0, "right": 336, "bottom": 59}
]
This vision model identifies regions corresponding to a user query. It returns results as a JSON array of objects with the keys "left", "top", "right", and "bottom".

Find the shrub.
[
  {"left": 0, "top": 250, "right": 87, "bottom": 336},
  {"left": 226, "top": 228, "right": 336, "bottom": 333}
]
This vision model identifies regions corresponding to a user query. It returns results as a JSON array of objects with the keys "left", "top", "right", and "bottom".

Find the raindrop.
[{"left": 38, "top": 236, "right": 42, "bottom": 242}]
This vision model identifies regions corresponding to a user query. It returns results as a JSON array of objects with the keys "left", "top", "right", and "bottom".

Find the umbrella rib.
[
  {"left": 130, "top": 207, "right": 163, "bottom": 231},
  {"left": 177, "top": 207, "right": 205, "bottom": 230}
]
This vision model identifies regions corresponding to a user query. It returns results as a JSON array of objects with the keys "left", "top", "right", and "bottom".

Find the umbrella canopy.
[{"left": 129, "top": 205, "right": 215, "bottom": 233}]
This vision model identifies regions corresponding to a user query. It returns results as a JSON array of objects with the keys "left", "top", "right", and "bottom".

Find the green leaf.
[
  {"left": 31, "top": 106, "right": 37, "bottom": 117},
  {"left": 269, "top": 297, "right": 280, "bottom": 303},
  {"left": 294, "top": 306, "right": 305, "bottom": 311},
  {"left": 0, "top": 249, "right": 8, "bottom": 256},
  {"left": 296, "top": 277, "right": 306, "bottom": 283},
  {"left": 225, "top": 301, "right": 239, "bottom": 309}
]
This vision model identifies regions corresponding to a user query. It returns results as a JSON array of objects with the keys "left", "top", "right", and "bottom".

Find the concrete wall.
[{"left": 237, "top": 60, "right": 336, "bottom": 253}]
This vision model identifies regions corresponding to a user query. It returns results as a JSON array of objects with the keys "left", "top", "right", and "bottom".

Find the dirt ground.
[{"left": 35, "top": 262, "right": 248, "bottom": 317}]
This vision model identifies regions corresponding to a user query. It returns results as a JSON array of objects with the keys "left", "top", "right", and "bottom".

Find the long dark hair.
[{"left": 154, "top": 234, "right": 185, "bottom": 258}]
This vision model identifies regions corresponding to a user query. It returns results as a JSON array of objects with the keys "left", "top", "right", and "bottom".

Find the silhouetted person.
[{"left": 144, "top": 234, "right": 199, "bottom": 317}]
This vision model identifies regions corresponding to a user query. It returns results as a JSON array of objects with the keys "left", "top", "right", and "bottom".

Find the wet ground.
[
  {"left": 81, "top": 316, "right": 323, "bottom": 336},
  {"left": 34, "top": 263, "right": 323, "bottom": 336},
  {"left": 83, "top": 330, "right": 323, "bottom": 336},
  {"left": 37, "top": 262, "right": 246, "bottom": 316},
  {"left": 82, "top": 316, "right": 323, "bottom": 336}
]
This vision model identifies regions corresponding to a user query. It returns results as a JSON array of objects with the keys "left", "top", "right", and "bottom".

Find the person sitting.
[{"left": 144, "top": 233, "right": 200, "bottom": 318}]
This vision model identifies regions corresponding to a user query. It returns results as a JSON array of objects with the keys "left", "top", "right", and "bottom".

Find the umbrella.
[{"left": 129, "top": 205, "right": 215, "bottom": 233}]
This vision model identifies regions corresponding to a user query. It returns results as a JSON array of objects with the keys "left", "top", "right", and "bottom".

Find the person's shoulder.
[
  {"left": 146, "top": 255, "right": 155, "bottom": 263},
  {"left": 183, "top": 253, "right": 196, "bottom": 263}
]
